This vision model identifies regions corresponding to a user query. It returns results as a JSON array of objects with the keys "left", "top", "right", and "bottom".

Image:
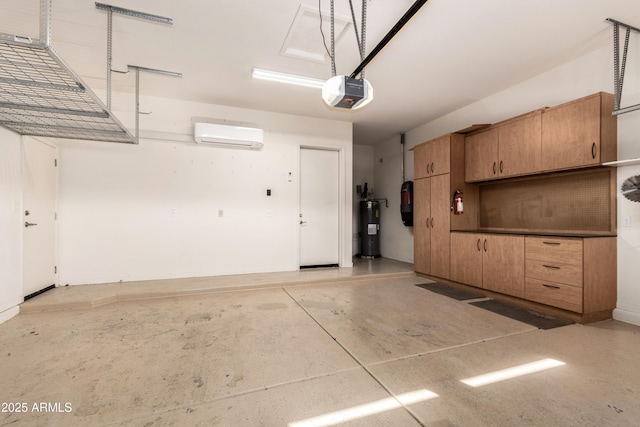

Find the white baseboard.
[
  {"left": 613, "top": 308, "right": 640, "bottom": 327},
  {"left": 0, "top": 306, "right": 19, "bottom": 325}
]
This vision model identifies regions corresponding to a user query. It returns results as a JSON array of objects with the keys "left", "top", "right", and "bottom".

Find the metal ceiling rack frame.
[
  {"left": 0, "top": 0, "right": 136, "bottom": 143},
  {"left": 128, "top": 65, "right": 182, "bottom": 143},
  {"left": 95, "top": 3, "right": 180, "bottom": 144},
  {"left": 608, "top": 18, "right": 640, "bottom": 116}
]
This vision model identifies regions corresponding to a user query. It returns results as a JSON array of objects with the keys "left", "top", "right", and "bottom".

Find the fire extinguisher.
[{"left": 452, "top": 190, "right": 464, "bottom": 215}]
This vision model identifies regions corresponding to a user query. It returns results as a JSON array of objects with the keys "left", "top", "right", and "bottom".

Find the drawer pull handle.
[
  {"left": 483, "top": 239, "right": 488, "bottom": 252},
  {"left": 542, "top": 241, "right": 561, "bottom": 246},
  {"left": 477, "top": 238, "right": 481, "bottom": 251},
  {"left": 543, "top": 264, "right": 561, "bottom": 269},
  {"left": 543, "top": 284, "right": 561, "bottom": 290},
  {"left": 431, "top": 162, "right": 434, "bottom": 174},
  {"left": 591, "top": 142, "right": 596, "bottom": 159},
  {"left": 492, "top": 162, "right": 497, "bottom": 175}
]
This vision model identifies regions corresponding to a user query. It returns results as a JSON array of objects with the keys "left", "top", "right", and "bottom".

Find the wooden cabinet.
[
  {"left": 414, "top": 134, "right": 451, "bottom": 178},
  {"left": 464, "top": 127, "right": 498, "bottom": 182},
  {"left": 482, "top": 234, "right": 525, "bottom": 297},
  {"left": 541, "top": 92, "right": 617, "bottom": 171},
  {"left": 413, "top": 178, "right": 431, "bottom": 275},
  {"left": 450, "top": 232, "right": 482, "bottom": 288},
  {"left": 450, "top": 232, "right": 525, "bottom": 297},
  {"left": 413, "top": 134, "right": 478, "bottom": 279},
  {"left": 465, "top": 92, "right": 617, "bottom": 182},
  {"left": 414, "top": 175, "right": 450, "bottom": 278},
  {"left": 524, "top": 236, "right": 617, "bottom": 315},
  {"left": 465, "top": 111, "right": 542, "bottom": 182},
  {"left": 498, "top": 111, "right": 542, "bottom": 177}
]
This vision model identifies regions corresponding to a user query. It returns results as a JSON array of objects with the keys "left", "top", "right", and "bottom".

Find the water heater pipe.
[{"left": 400, "top": 132, "right": 406, "bottom": 183}]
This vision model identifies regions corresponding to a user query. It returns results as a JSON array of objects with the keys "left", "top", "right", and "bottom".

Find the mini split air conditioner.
[{"left": 194, "top": 122, "right": 264, "bottom": 150}]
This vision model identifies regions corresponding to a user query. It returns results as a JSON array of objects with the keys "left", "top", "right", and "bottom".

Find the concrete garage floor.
[{"left": 1, "top": 259, "right": 639, "bottom": 426}]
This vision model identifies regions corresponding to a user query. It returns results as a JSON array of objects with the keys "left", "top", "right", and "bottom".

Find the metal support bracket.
[
  {"left": 95, "top": 3, "right": 173, "bottom": 110},
  {"left": 608, "top": 18, "right": 640, "bottom": 116},
  {"left": 128, "top": 65, "right": 182, "bottom": 143}
]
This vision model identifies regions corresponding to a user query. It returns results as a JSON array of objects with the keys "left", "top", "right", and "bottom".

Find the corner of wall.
[{"left": 0, "top": 306, "right": 20, "bottom": 325}]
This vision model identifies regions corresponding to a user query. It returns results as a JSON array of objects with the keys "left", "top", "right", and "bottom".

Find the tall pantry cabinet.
[{"left": 413, "top": 134, "right": 477, "bottom": 279}]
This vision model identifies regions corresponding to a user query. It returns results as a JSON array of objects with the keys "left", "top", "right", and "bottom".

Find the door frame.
[
  {"left": 298, "top": 144, "right": 352, "bottom": 269},
  {"left": 21, "top": 136, "right": 58, "bottom": 297}
]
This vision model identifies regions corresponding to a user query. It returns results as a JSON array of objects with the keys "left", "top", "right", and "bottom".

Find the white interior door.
[
  {"left": 300, "top": 148, "right": 339, "bottom": 267},
  {"left": 22, "top": 137, "right": 57, "bottom": 297}
]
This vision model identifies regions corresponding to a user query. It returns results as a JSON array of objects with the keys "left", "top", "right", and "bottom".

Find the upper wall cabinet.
[
  {"left": 465, "top": 110, "right": 542, "bottom": 182},
  {"left": 414, "top": 135, "right": 451, "bottom": 179},
  {"left": 540, "top": 92, "right": 617, "bottom": 171}
]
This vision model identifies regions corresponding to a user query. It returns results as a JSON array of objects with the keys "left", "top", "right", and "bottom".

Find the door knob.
[
  {"left": 300, "top": 221, "right": 307, "bottom": 225},
  {"left": 25, "top": 222, "right": 38, "bottom": 227}
]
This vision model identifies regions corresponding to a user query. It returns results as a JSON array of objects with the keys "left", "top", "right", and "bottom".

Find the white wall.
[
  {"left": 374, "top": 138, "right": 414, "bottom": 262},
  {"left": 352, "top": 144, "right": 375, "bottom": 255},
  {"left": 57, "top": 94, "right": 352, "bottom": 285},
  {"left": 0, "top": 127, "right": 23, "bottom": 322},
  {"left": 375, "top": 43, "right": 640, "bottom": 326}
]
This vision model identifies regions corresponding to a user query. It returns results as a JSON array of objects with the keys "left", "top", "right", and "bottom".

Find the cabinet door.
[
  {"left": 450, "top": 232, "right": 482, "bottom": 287},
  {"left": 414, "top": 142, "right": 431, "bottom": 179},
  {"left": 414, "top": 178, "right": 430, "bottom": 274},
  {"left": 429, "top": 135, "right": 451, "bottom": 176},
  {"left": 541, "top": 94, "right": 601, "bottom": 170},
  {"left": 482, "top": 234, "right": 524, "bottom": 297},
  {"left": 430, "top": 174, "right": 450, "bottom": 279},
  {"left": 498, "top": 111, "right": 541, "bottom": 177},
  {"left": 465, "top": 127, "right": 498, "bottom": 182}
]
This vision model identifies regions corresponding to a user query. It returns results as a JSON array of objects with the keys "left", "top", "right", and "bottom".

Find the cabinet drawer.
[
  {"left": 525, "top": 278, "right": 583, "bottom": 313},
  {"left": 525, "top": 237, "right": 582, "bottom": 265},
  {"left": 525, "top": 260, "right": 583, "bottom": 287}
]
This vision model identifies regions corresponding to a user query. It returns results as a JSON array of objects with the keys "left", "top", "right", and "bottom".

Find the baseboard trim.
[
  {"left": 613, "top": 308, "right": 640, "bottom": 326},
  {"left": 0, "top": 306, "right": 20, "bottom": 325}
]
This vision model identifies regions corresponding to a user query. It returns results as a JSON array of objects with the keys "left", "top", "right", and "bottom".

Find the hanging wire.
[
  {"left": 320, "top": 0, "right": 367, "bottom": 79},
  {"left": 330, "top": 0, "right": 336, "bottom": 76},
  {"left": 348, "top": 0, "right": 363, "bottom": 59},
  {"left": 318, "top": 0, "right": 333, "bottom": 66},
  {"left": 361, "top": 0, "right": 367, "bottom": 80},
  {"left": 348, "top": 0, "right": 367, "bottom": 79}
]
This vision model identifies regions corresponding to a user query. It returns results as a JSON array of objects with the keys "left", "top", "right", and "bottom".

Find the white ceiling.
[{"left": 2, "top": 0, "right": 640, "bottom": 146}]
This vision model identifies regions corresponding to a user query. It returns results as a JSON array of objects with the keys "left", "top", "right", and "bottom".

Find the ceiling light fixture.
[{"left": 252, "top": 68, "right": 325, "bottom": 89}]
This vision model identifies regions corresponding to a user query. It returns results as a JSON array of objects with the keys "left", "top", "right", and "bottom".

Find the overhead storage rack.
[
  {"left": 0, "top": 35, "right": 135, "bottom": 143},
  {"left": 0, "top": 1, "right": 177, "bottom": 144}
]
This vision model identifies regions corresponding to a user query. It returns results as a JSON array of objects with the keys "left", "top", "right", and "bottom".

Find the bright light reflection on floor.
[
  {"left": 461, "top": 358, "right": 566, "bottom": 387},
  {"left": 287, "top": 388, "right": 438, "bottom": 427}
]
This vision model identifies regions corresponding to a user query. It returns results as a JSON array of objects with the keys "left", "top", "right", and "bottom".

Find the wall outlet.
[
  {"left": 170, "top": 208, "right": 177, "bottom": 217},
  {"left": 218, "top": 210, "right": 224, "bottom": 217},
  {"left": 623, "top": 216, "right": 632, "bottom": 227}
]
